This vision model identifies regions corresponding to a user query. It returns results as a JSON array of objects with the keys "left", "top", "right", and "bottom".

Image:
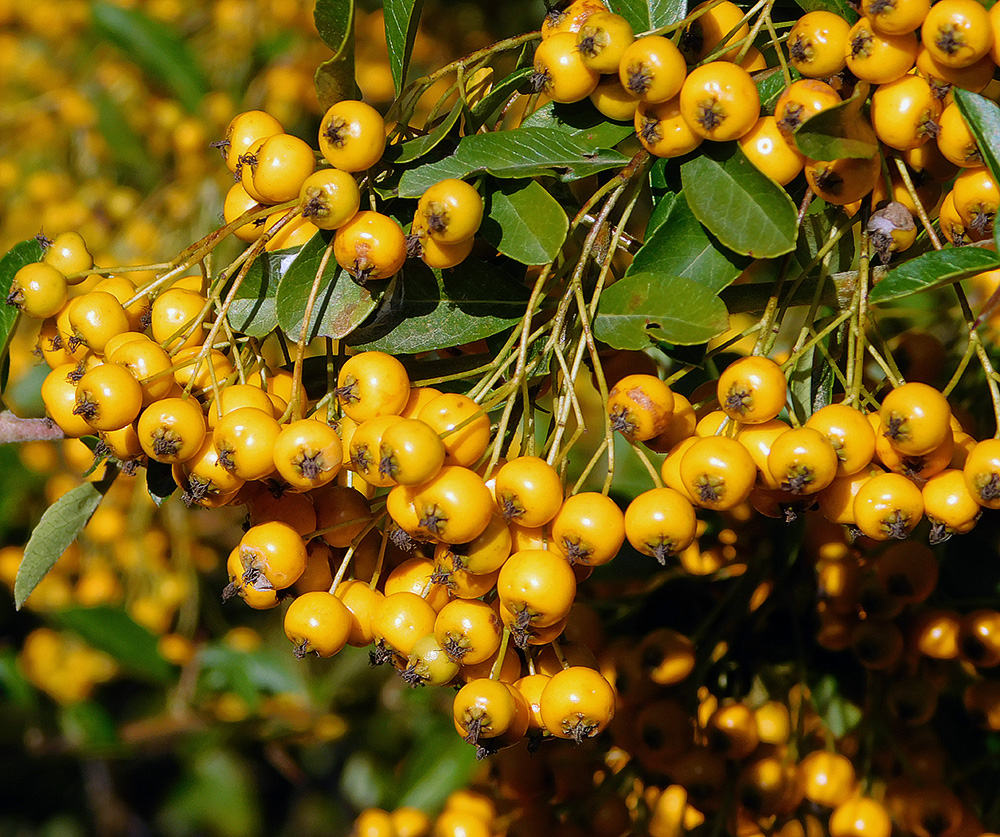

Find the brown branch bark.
[{"left": 0, "top": 411, "right": 66, "bottom": 443}]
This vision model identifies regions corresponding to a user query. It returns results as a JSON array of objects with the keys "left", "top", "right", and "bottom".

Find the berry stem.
[{"left": 489, "top": 627, "right": 511, "bottom": 681}]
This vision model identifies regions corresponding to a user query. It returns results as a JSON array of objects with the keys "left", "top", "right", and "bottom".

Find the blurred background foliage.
[{"left": 0, "top": 0, "right": 544, "bottom": 833}]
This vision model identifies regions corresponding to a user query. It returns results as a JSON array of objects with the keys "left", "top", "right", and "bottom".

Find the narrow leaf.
[
  {"left": 681, "top": 144, "right": 798, "bottom": 258},
  {"left": 383, "top": 0, "right": 425, "bottom": 94},
  {"left": 480, "top": 180, "right": 568, "bottom": 265},
  {"left": 398, "top": 157, "right": 477, "bottom": 197},
  {"left": 314, "top": 0, "right": 353, "bottom": 51},
  {"left": 793, "top": 84, "right": 878, "bottom": 160},
  {"left": 14, "top": 473, "right": 115, "bottom": 609},
  {"left": 95, "top": 93, "right": 156, "bottom": 191},
  {"left": 384, "top": 98, "right": 463, "bottom": 165},
  {"left": 0, "top": 239, "right": 43, "bottom": 393},
  {"left": 91, "top": 2, "right": 207, "bottom": 112},
  {"left": 630, "top": 195, "right": 748, "bottom": 292},
  {"left": 313, "top": 0, "right": 358, "bottom": 109},
  {"left": 275, "top": 233, "right": 379, "bottom": 341},
  {"left": 520, "top": 101, "right": 636, "bottom": 146},
  {"left": 607, "top": 0, "right": 687, "bottom": 32},
  {"left": 468, "top": 67, "right": 534, "bottom": 131},
  {"left": 51, "top": 606, "right": 174, "bottom": 683},
  {"left": 869, "top": 247, "right": 1000, "bottom": 304},
  {"left": 398, "top": 128, "right": 629, "bottom": 197},
  {"left": 348, "top": 259, "right": 530, "bottom": 354},
  {"left": 954, "top": 89, "right": 1000, "bottom": 251},
  {"left": 594, "top": 271, "right": 730, "bottom": 348}
]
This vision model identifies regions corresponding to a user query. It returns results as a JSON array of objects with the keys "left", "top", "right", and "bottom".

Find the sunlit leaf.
[
  {"left": 398, "top": 128, "right": 629, "bottom": 197},
  {"left": 608, "top": 0, "right": 687, "bottom": 32},
  {"left": 520, "top": 100, "right": 636, "bottom": 146},
  {"left": 0, "top": 239, "right": 42, "bottom": 394},
  {"left": 314, "top": 0, "right": 358, "bottom": 109},
  {"left": 954, "top": 89, "right": 1000, "bottom": 251},
  {"left": 793, "top": 84, "right": 878, "bottom": 161},
  {"left": 383, "top": 0, "right": 425, "bottom": 94},
  {"left": 630, "top": 195, "right": 748, "bottom": 292},
  {"left": 274, "top": 233, "right": 379, "bottom": 341},
  {"left": 349, "top": 259, "right": 530, "bottom": 353},
  {"left": 594, "top": 271, "right": 730, "bottom": 348},
  {"left": 225, "top": 247, "right": 302, "bottom": 338},
  {"left": 14, "top": 469, "right": 117, "bottom": 610},
  {"left": 869, "top": 246, "right": 1000, "bottom": 304},
  {"left": 680, "top": 144, "right": 798, "bottom": 258},
  {"left": 792, "top": 0, "right": 858, "bottom": 22},
  {"left": 468, "top": 67, "right": 534, "bottom": 131},
  {"left": 480, "top": 180, "right": 568, "bottom": 265}
]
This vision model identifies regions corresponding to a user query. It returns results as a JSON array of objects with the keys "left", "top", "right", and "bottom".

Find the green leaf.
[
  {"left": 275, "top": 233, "right": 379, "bottom": 340},
  {"left": 0, "top": 239, "right": 43, "bottom": 394},
  {"left": 383, "top": 0, "right": 425, "bottom": 94},
  {"left": 793, "top": 83, "right": 878, "bottom": 160},
  {"left": 468, "top": 67, "right": 534, "bottom": 132},
  {"left": 520, "top": 100, "right": 636, "bottom": 147},
  {"left": 954, "top": 89, "right": 1000, "bottom": 251},
  {"left": 396, "top": 157, "right": 475, "bottom": 197},
  {"left": 384, "top": 98, "right": 463, "bottom": 165},
  {"left": 788, "top": 339, "right": 835, "bottom": 423},
  {"left": 314, "top": 0, "right": 353, "bottom": 51},
  {"left": 14, "top": 470, "right": 116, "bottom": 610},
  {"left": 95, "top": 92, "right": 156, "bottom": 191},
  {"left": 198, "top": 644, "right": 307, "bottom": 708},
  {"left": 756, "top": 66, "right": 795, "bottom": 114},
  {"left": 349, "top": 259, "right": 530, "bottom": 354},
  {"left": 680, "top": 144, "right": 798, "bottom": 258},
  {"left": 594, "top": 271, "right": 730, "bottom": 348},
  {"left": 145, "top": 460, "right": 177, "bottom": 506},
  {"left": 50, "top": 606, "right": 174, "bottom": 682},
  {"left": 225, "top": 247, "right": 302, "bottom": 338},
  {"left": 630, "top": 195, "right": 748, "bottom": 292},
  {"left": 797, "top": 208, "right": 855, "bottom": 274},
  {"left": 60, "top": 700, "right": 120, "bottom": 753},
  {"left": 811, "top": 674, "right": 862, "bottom": 738},
  {"left": 392, "top": 716, "right": 478, "bottom": 810},
  {"left": 647, "top": 190, "right": 679, "bottom": 236},
  {"left": 0, "top": 647, "right": 36, "bottom": 708},
  {"left": 792, "top": 0, "right": 858, "bottom": 22},
  {"left": 91, "top": 2, "right": 207, "bottom": 112},
  {"left": 869, "top": 246, "right": 1000, "bottom": 304},
  {"left": 398, "top": 128, "right": 629, "bottom": 197},
  {"left": 313, "top": 0, "right": 358, "bottom": 109},
  {"left": 480, "top": 180, "right": 568, "bottom": 265},
  {"left": 607, "top": 0, "right": 687, "bottom": 32},
  {"left": 159, "top": 748, "right": 261, "bottom": 837}
]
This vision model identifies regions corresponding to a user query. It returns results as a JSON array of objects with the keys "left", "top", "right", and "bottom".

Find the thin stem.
[
  {"left": 290, "top": 237, "right": 335, "bottom": 423},
  {"left": 893, "top": 156, "right": 942, "bottom": 251},
  {"left": 489, "top": 628, "right": 512, "bottom": 680}
]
